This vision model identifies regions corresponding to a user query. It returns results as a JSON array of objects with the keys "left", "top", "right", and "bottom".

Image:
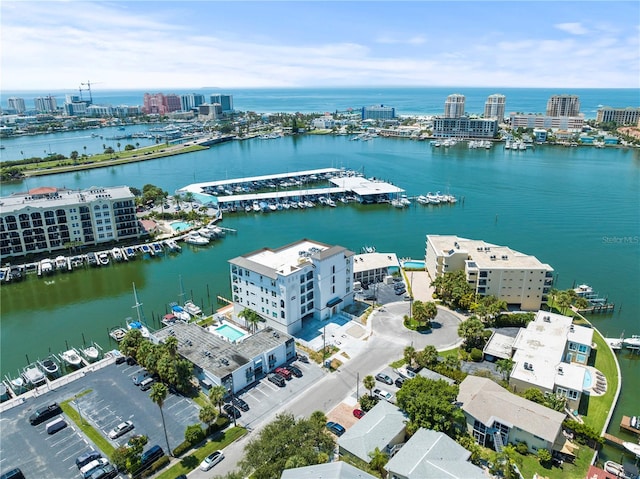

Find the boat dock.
[
  {"left": 621, "top": 416, "right": 640, "bottom": 436},
  {"left": 603, "top": 433, "right": 626, "bottom": 448}
]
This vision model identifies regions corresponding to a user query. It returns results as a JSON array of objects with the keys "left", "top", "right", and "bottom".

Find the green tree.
[
  {"left": 119, "top": 328, "right": 143, "bottom": 358},
  {"left": 184, "top": 423, "right": 205, "bottom": 445},
  {"left": 163, "top": 335, "right": 178, "bottom": 356},
  {"left": 238, "top": 308, "right": 262, "bottom": 333},
  {"left": 117, "top": 142, "right": 121, "bottom": 152},
  {"left": 209, "top": 384, "right": 228, "bottom": 414},
  {"left": 238, "top": 413, "right": 334, "bottom": 479},
  {"left": 199, "top": 403, "right": 218, "bottom": 427},
  {"left": 416, "top": 345, "right": 438, "bottom": 368},
  {"left": 149, "top": 383, "right": 172, "bottom": 457},
  {"left": 368, "top": 447, "right": 388, "bottom": 475},
  {"left": 363, "top": 375, "right": 376, "bottom": 397},
  {"left": 556, "top": 291, "right": 572, "bottom": 314},
  {"left": 124, "top": 144, "right": 135, "bottom": 151},
  {"left": 457, "top": 316, "right": 487, "bottom": 351},
  {"left": 70, "top": 150, "right": 79, "bottom": 162},
  {"left": 496, "top": 358, "right": 514, "bottom": 381},
  {"left": 395, "top": 376, "right": 463, "bottom": 436},
  {"left": 403, "top": 345, "right": 416, "bottom": 368},
  {"left": 537, "top": 448, "right": 552, "bottom": 465}
]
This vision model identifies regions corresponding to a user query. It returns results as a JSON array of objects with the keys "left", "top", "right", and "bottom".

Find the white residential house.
[
  {"left": 458, "top": 376, "right": 568, "bottom": 455},
  {"left": 229, "top": 239, "right": 354, "bottom": 335}
]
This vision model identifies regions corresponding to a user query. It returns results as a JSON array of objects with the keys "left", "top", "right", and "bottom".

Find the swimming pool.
[
  {"left": 403, "top": 260, "right": 425, "bottom": 270},
  {"left": 171, "top": 221, "right": 192, "bottom": 232},
  {"left": 214, "top": 323, "right": 247, "bottom": 342},
  {"left": 583, "top": 369, "right": 593, "bottom": 389}
]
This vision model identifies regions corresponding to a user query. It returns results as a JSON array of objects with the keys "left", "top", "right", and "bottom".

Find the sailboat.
[{"left": 126, "top": 283, "right": 150, "bottom": 338}]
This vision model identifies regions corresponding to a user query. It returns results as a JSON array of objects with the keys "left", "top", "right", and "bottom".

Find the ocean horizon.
[{"left": 2, "top": 86, "right": 638, "bottom": 118}]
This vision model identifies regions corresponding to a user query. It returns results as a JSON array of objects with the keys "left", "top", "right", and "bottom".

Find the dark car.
[
  {"left": 89, "top": 464, "right": 118, "bottom": 479},
  {"left": 76, "top": 450, "right": 102, "bottom": 469},
  {"left": 126, "top": 356, "right": 137, "bottom": 366},
  {"left": 0, "top": 469, "right": 25, "bottom": 479},
  {"left": 223, "top": 404, "right": 241, "bottom": 419},
  {"left": 268, "top": 373, "right": 286, "bottom": 387},
  {"left": 375, "top": 373, "right": 393, "bottom": 385},
  {"left": 395, "top": 377, "right": 406, "bottom": 388},
  {"left": 296, "top": 353, "right": 309, "bottom": 363},
  {"left": 394, "top": 282, "right": 405, "bottom": 290},
  {"left": 115, "top": 355, "right": 126, "bottom": 365},
  {"left": 287, "top": 365, "right": 303, "bottom": 378},
  {"left": 231, "top": 396, "right": 250, "bottom": 412},
  {"left": 326, "top": 421, "right": 346, "bottom": 436},
  {"left": 395, "top": 287, "right": 406, "bottom": 295},
  {"left": 29, "top": 402, "right": 62, "bottom": 425},
  {"left": 363, "top": 294, "right": 376, "bottom": 301}
]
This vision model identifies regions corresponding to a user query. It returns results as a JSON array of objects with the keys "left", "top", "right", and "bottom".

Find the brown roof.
[{"left": 29, "top": 187, "right": 58, "bottom": 195}]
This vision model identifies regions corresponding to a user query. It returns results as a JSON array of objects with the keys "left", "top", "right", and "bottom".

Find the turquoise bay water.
[{"left": 1, "top": 134, "right": 638, "bottom": 463}]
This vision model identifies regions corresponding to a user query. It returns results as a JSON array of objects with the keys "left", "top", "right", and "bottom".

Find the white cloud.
[{"left": 555, "top": 22, "right": 589, "bottom": 35}]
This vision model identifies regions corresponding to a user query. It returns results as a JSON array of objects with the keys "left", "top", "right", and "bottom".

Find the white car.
[
  {"left": 373, "top": 388, "right": 394, "bottom": 403},
  {"left": 80, "top": 458, "right": 109, "bottom": 478},
  {"left": 108, "top": 420, "right": 134, "bottom": 439},
  {"left": 199, "top": 449, "right": 225, "bottom": 471}
]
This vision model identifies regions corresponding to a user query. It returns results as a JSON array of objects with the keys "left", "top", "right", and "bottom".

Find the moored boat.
[
  {"left": 126, "top": 318, "right": 150, "bottom": 338},
  {"left": 184, "top": 234, "right": 209, "bottom": 245},
  {"left": 151, "top": 242, "right": 164, "bottom": 255},
  {"left": 39, "top": 258, "right": 54, "bottom": 276},
  {"left": 604, "top": 461, "right": 632, "bottom": 479},
  {"left": 109, "top": 327, "right": 127, "bottom": 342},
  {"left": 61, "top": 349, "right": 83, "bottom": 368},
  {"left": 170, "top": 303, "right": 191, "bottom": 322},
  {"left": 97, "top": 252, "right": 110, "bottom": 266},
  {"left": 183, "top": 300, "right": 202, "bottom": 317},
  {"left": 22, "top": 364, "right": 46, "bottom": 386},
  {"left": 124, "top": 246, "right": 138, "bottom": 260},
  {"left": 111, "top": 247, "right": 123, "bottom": 262},
  {"left": 164, "top": 239, "right": 182, "bottom": 252},
  {"left": 82, "top": 346, "right": 100, "bottom": 362},
  {"left": 38, "top": 356, "right": 60, "bottom": 377},
  {"left": 55, "top": 255, "right": 68, "bottom": 271},
  {"left": 623, "top": 441, "right": 640, "bottom": 458}
]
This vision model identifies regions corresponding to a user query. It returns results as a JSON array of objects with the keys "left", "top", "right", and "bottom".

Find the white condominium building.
[
  {"left": 444, "top": 94, "right": 466, "bottom": 118},
  {"left": 484, "top": 94, "right": 506, "bottom": 121},
  {"left": 425, "top": 235, "right": 554, "bottom": 311},
  {"left": 546, "top": 94, "right": 580, "bottom": 117},
  {"left": 229, "top": 239, "right": 355, "bottom": 334},
  {"left": 0, "top": 186, "right": 140, "bottom": 259}
]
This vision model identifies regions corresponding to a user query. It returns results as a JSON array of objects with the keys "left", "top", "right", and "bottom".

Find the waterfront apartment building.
[
  {"left": 362, "top": 105, "right": 396, "bottom": 120},
  {"left": 546, "top": 94, "right": 580, "bottom": 117},
  {"left": 431, "top": 117, "right": 498, "bottom": 139},
  {"left": 484, "top": 94, "right": 506, "bottom": 121},
  {"left": 509, "top": 113, "right": 584, "bottom": 132},
  {"left": 425, "top": 235, "right": 554, "bottom": 311},
  {"left": 7, "top": 97, "right": 26, "bottom": 114},
  {"left": 142, "top": 93, "right": 168, "bottom": 115},
  {"left": 210, "top": 94, "right": 233, "bottom": 112},
  {"left": 34, "top": 96, "right": 58, "bottom": 113},
  {"left": 0, "top": 186, "right": 140, "bottom": 259},
  {"left": 198, "top": 103, "right": 223, "bottom": 120},
  {"left": 444, "top": 94, "right": 466, "bottom": 118},
  {"left": 229, "top": 239, "right": 354, "bottom": 335},
  {"left": 165, "top": 94, "right": 182, "bottom": 113},
  {"left": 596, "top": 106, "right": 640, "bottom": 126}
]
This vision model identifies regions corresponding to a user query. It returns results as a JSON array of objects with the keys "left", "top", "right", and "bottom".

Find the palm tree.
[
  {"left": 403, "top": 345, "right": 416, "bottom": 368},
  {"left": 209, "top": 384, "right": 227, "bottom": 414},
  {"left": 363, "top": 375, "right": 375, "bottom": 397},
  {"left": 163, "top": 335, "right": 178, "bottom": 357},
  {"left": 83, "top": 145, "right": 87, "bottom": 157},
  {"left": 149, "top": 383, "right": 172, "bottom": 457},
  {"left": 238, "top": 308, "right": 262, "bottom": 333},
  {"left": 117, "top": 142, "right": 121, "bottom": 153},
  {"left": 368, "top": 447, "right": 389, "bottom": 475}
]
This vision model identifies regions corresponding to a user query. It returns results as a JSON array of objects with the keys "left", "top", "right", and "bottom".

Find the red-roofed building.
[{"left": 586, "top": 465, "right": 619, "bottom": 479}]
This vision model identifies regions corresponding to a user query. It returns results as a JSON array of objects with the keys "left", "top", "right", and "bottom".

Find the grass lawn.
[
  {"left": 581, "top": 329, "right": 618, "bottom": 432},
  {"left": 60, "top": 390, "right": 116, "bottom": 457},
  {"left": 514, "top": 443, "right": 594, "bottom": 479},
  {"left": 154, "top": 427, "right": 246, "bottom": 479}
]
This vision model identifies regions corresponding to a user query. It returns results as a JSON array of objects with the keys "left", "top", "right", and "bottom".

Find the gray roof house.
[
  {"left": 338, "top": 400, "right": 408, "bottom": 463},
  {"left": 457, "top": 376, "right": 566, "bottom": 454},
  {"left": 281, "top": 461, "right": 377, "bottom": 479},
  {"left": 386, "top": 428, "right": 487, "bottom": 479}
]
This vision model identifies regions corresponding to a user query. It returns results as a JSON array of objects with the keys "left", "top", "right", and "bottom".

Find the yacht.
[
  {"left": 184, "top": 234, "right": 209, "bottom": 245},
  {"left": 55, "top": 256, "right": 68, "bottom": 271},
  {"left": 252, "top": 201, "right": 261, "bottom": 212},
  {"left": 111, "top": 247, "right": 123, "bottom": 262},
  {"left": 39, "top": 258, "right": 54, "bottom": 276},
  {"left": 126, "top": 318, "right": 150, "bottom": 338},
  {"left": 97, "top": 252, "right": 110, "bottom": 266},
  {"left": 183, "top": 300, "right": 203, "bottom": 317},
  {"left": 426, "top": 192, "right": 440, "bottom": 204},
  {"left": 416, "top": 195, "right": 429, "bottom": 205}
]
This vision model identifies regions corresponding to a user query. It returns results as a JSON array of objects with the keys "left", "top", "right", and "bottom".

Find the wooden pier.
[
  {"left": 603, "top": 433, "right": 625, "bottom": 448},
  {"left": 620, "top": 416, "right": 640, "bottom": 436},
  {"left": 577, "top": 303, "right": 615, "bottom": 314}
]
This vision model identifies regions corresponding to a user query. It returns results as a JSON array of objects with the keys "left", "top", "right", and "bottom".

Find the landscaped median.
[
  {"left": 60, "top": 390, "right": 116, "bottom": 457},
  {"left": 155, "top": 426, "right": 246, "bottom": 479}
]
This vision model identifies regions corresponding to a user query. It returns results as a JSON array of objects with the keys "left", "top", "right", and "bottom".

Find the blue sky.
[{"left": 2, "top": 1, "right": 639, "bottom": 90}]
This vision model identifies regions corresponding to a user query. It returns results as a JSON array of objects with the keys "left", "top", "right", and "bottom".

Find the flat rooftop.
[
  {"left": 329, "top": 175, "right": 404, "bottom": 196},
  {"left": 0, "top": 186, "right": 133, "bottom": 213},
  {"left": 427, "top": 235, "right": 553, "bottom": 270},
  {"left": 153, "top": 322, "right": 292, "bottom": 378},
  {"left": 483, "top": 332, "right": 516, "bottom": 360},
  {"left": 353, "top": 252, "right": 400, "bottom": 273},
  {"left": 247, "top": 239, "right": 329, "bottom": 271}
]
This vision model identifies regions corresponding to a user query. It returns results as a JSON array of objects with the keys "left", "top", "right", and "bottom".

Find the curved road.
[{"left": 191, "top": 303, "right": 465, "bottom": 478}]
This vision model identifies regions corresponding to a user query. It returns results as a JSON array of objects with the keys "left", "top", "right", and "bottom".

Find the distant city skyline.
[{"left": 1, "top": 1, "right": 639, "bottom": 90}]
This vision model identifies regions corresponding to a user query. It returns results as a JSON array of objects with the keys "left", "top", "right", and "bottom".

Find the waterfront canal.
[{"left": 1, "top": 134, "right": 638, "bottom": 460}]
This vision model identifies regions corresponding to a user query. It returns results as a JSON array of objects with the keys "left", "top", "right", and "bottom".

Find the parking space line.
[{"left": 55, "top": 437, "right": 83, "bottom": 456}]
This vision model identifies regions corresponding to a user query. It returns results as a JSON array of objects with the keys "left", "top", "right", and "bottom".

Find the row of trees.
[{"left": 550, "top": 288, "right": 590, "bottom": 314}]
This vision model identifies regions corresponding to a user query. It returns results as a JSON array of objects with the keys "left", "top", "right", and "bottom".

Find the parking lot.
[
  {"left": 355, "top": 278, "right": 412, "bottom": 305},
  {"left": 0, "top": 399, "right": 125, "bottom": 479}
]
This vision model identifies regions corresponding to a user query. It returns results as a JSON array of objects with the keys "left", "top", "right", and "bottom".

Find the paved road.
[{"left": 202, "top": 301, "right": 464, "bottom": 478}]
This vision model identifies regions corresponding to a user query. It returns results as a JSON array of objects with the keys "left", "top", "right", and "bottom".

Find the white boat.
[
  {"left": 623, "top": 441, "right": 640, "bottom": 457},
  {"left": 82, "top": 346, "right": 100, "bottom": 362},
  {"left": 109, "top": 327, "right": 127, "bottom": 342},
  {"left": 39, "top": 258, "right": 54, "bottom": 276},
  {"left": 400, "top": 195, "right": 411, "bottom": 206},
  {"left": 268, "top": 203, "right": 277, "bottom": 212},
  {"left": 97, "top": 252, "right": 110, "bottom": 266},
  {"left": 304, "top": 200, "right": 315, "bottom": 208},
  {"left": 183, "top": 300, "right": 202, "bottom": 317},
  {"left": 252, "top": 201, "right": 261, "bottom": 212},
  {"left": 185, "top": 234, "right": 209, "bottom": 245},
  {"left": 22, "top": 364, "right": 46, "bottom": 386},
  {"left": 391, "top": 198, "right": 406, "bottom": 208},
  {"left": 164, "top": 239, "right": 182, "bottom": 252},
  {"left": 124, "top": 247, "right": 137, "bottom": 260},
  {"left": 170, "top": 303, "right": 191, "bottom": 322},
  {"left": 624, "top": 335, "right": 640, "bottom": 348},
  {"left": 55, "top": 255, "right": 68, "bottom": 271},
  {"left": 38, "top": 357, "right": 60, "bottom": 377},
  {"left": 426, "top": 192, "right": 440, "bottom": 204},
  {"left": 604, "top": 461, "right": 632, "bottom": 479},
  {"left": 152, "top": 242, "right": 164, "bottom": 255},
  {"left": 126, "top": 318, "right": 150, "bottom": 338},
  {"left": 326, "top": 198, "right": 336, "bottom": 207},
  {"left": 416, "top": 195, "right": 429, "bottom": 205},
  {"left": 61, "top": 349, "right": 83, "bottom": 368},
  {"left": 244, "top": 204, "right": 252, "bottom": 213},
  {"left": 111, "top": 247, "right": 123, "bottom": 262},
  {"left": 10, "top": 376, "right": 25, "bottom": 391},
  {"left": 197, "top": 227, "right": 215, "bottom": 239}
]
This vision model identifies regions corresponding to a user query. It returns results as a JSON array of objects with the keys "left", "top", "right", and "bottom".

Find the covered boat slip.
[{"left": 177, "top": 167, "right": 405, "bottom": 206}]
